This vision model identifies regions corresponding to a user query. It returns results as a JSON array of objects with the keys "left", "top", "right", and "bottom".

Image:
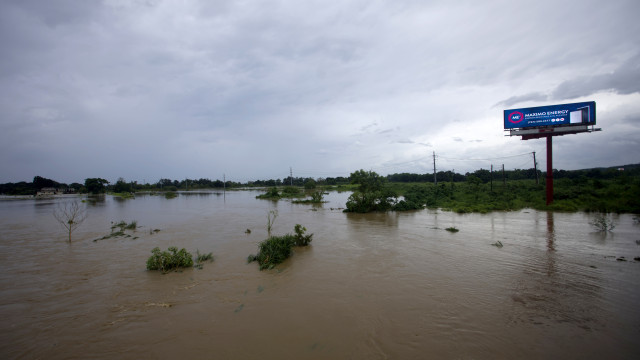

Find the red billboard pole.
[
  {"left": 504, "top": 101, "right": 600, "bottom": 207},
  {"left": 546, "top": 135, "right": 553, "bottom": 205}
]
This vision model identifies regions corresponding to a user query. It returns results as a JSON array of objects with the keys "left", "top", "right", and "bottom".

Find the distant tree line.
[{"left": 1, "top": 164, "right": 638, "bottom": 196}]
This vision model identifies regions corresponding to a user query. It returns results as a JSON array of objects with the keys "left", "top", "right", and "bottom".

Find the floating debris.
[
  {"left": 145, "top": 302, "right": 172, "bottom": 308},
  {"left": 491, "top": 241, "right": 504, "bottom": 248}
]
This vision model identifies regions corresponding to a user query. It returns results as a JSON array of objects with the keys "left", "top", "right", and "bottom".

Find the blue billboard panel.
[{"left": 504, "top": 101, "right": 596, "bottom": 129}]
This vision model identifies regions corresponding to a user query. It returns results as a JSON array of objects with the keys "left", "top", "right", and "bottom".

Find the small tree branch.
[{"left": 53, "top": 201, "right": 87, "bottom": 243}]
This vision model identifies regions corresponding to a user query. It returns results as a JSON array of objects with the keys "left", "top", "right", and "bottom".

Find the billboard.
[{"left": 504, "top": 101, "right": 595, "bottom": 130}]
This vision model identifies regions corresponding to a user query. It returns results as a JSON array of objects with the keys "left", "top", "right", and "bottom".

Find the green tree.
[
  {"left": 113, "top": 177, "right": 133, "bottom": 193},
  {"left": 345, "top": 170, "right": 397, "bottom": 213},
  {"left": 85, "top": 178, "right": 109, "bottom": 194},
  {"left": 304, "top": 178, "right": 317, "bottom": 190},
  {"left": 33, "top": 176, "right": 60, "bottom": 190}
]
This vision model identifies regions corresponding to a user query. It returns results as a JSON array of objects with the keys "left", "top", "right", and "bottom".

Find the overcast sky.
[{"left": 1, "top": 0, "right": 639, "bottom": 184}]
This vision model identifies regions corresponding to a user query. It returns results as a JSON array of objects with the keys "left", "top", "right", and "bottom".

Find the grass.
[
  {"left": 94, "top": 220, "right": 138, "bottom": 241},
  {"left": 111, "top": 220, "right": 137, "bottom": 232},
  {"left": 388, "top": 177, "right": 640, "bottom": 214},
  {"left": 193, "top": 249, "right": 214, "bottom": 269},
  {"left": 445, "top": 227, "right": 459, "bottom": 233}
]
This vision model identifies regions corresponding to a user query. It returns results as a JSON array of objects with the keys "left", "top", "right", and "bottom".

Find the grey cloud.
[
  {"left": 494, "top": 92, "right": 548, "bottom": 108},
  {"left": 1, "top": 0, "right": 639, "bottom": 183},
  {"left": 551, "top": 53, "right": 640, "bottom": 100},
  {"left": 4, "top": 0, "right": 100, "bottom": 27}
]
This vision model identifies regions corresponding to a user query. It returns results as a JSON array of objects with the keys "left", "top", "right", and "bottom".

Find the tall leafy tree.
[
  {"left": 84, "top": 178, "right": 109, "bottom": 194},
  {"left": 345, "top": 170, "right": 397, "bottom": 213}
]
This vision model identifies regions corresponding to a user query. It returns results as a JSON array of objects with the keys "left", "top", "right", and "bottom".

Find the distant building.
[{"left": 37, "top": 187, "right": 60, "bottom": 196}]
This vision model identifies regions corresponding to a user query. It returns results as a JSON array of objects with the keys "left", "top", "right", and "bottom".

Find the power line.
[{"left": 438, "top": 151, "right": 534, "bottom": 161}]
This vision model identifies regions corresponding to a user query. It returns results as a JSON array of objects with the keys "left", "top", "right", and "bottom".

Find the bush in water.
[
  {"left": 146, "top": 247, "right": 193, "bottom": 272},
  {"left": 248, "top": 224, "right": 313, "bottom": 270}
]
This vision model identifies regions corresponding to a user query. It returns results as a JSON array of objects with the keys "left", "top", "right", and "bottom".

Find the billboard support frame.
[{"left": 503, "top": 101, "right": 601, "bottom": 205}]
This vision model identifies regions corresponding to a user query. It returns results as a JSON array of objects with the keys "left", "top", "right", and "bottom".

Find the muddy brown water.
[{"left": 0, "top": 191, "right": 639, "bottom": 359}]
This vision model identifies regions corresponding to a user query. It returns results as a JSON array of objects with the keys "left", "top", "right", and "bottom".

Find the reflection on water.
[{"left": 0, "top": 192, "right": 639, "bottom": 359}]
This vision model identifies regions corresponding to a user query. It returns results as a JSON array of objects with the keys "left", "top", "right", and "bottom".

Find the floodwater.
[{"left": 0, "top": 190, "right": 639, "bottom": 359}]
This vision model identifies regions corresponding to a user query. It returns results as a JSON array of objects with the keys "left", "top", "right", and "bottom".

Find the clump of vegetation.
[
  {"left": 491, "top": 241, "right": 504, "bottom": 248},
  {"left": 146, "top": 247, "right": 193, "bottom": 272},
  {"left": 112, "top": 220, "right": 137, "bottom": 231},
  {"left": 590, "top": 213, "right": 616, "bottom": 232},
  {"left": 266, "top": 210, "right": 277, "bottom": 237},
  {"left": 164, "top": 191, "right": 177, "bottom": 199},
  {"left": 195, "top": 249, "right": 213, "bottom": 263},
  {"left": 293, "top": 224, "right": 313, "bottom": 246},
  {"left": 304, "top": 179, "right": 317, "bottom": 190},
  {"left": 94, "top": 220, "right": 138, "bottom": 241},
  {"left": 282, "top": 186, "right": 301, "bottom": 196},
  {"left": 344, "top": 170, "right": 397, "bottom": 213},
  {"left": 292, "top": 191, "right": 326, "bottom": 204},
  {"left": 194, "top": 249, "right": 214, "bottom": 269},
  {"left": 248, "top": 224, "right": 313, "bottom": 270},
  {"left": 248, "top": 234, "right": 295, "bottom": 270},
  {"left": 445, "top": 227, "right": 459, "bottom": 233},
  {"left": 256, "top": 187, "right": 280, "bottom": 199}
]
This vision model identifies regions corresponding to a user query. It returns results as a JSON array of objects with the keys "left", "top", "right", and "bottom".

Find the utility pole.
[
  {"left": 502, "top": 164, "right": 506, "bottom": 186},
  {"left": 533, "top": 151, "right": 539, "bottom": 185},
  {"left": 490, "top": 164, "right": 493, "bottom": 192},
  {"left": 433, "top": 151, "right": 437, "bottom": 185},
  {"left": 290, "top": 167, "right": 293, "bottom": 186}
]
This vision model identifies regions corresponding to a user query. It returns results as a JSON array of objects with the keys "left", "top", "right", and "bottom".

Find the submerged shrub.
[
  {"left": 249, "top": 224, "right": 313, "bottom": 270},
  {"left": 146, "top": 247, "right": 193, "bottom": 272},
  {"left": 256, "top": 187, "right": 280, "bottom": 199},
  {"left": 194, "top": 249, "right": 214, "bottom": 269},
  {"left": 293, "top": 224, "right": 313, "bottom": 246},
  {"left": 590, "top": 213, "right": 616, "bottom": 232},
  {"left": 164, "top": 191, "right": 177, "bottom": 199},
  {"left": 254, "top": 234, "right": 296, "bottom": 270},
  {"left": 195, "top": 249, "right": 213, "bottom": 263},
  {"left": 282, "top": 186, "right": 301, "bottom": 195}
]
